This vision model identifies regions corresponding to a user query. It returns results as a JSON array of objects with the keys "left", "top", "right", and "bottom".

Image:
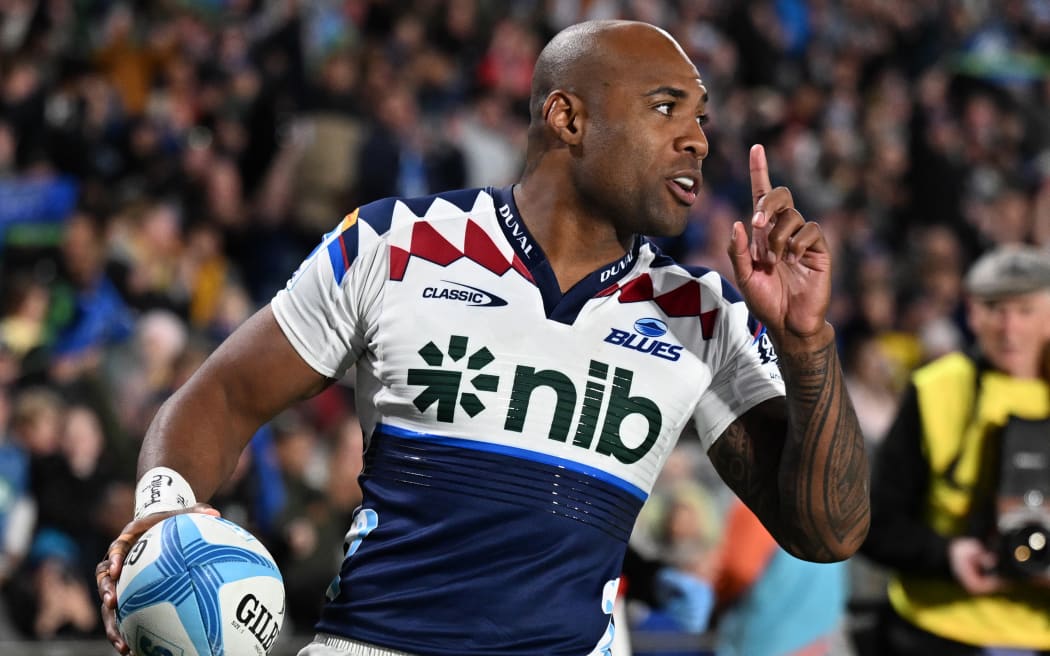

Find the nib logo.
[
  {"left": 405, "top": 336, "right": 664, "bottom": 464},
  {"left": 407, "top": 335, "right": 499, "bottom": 422}
]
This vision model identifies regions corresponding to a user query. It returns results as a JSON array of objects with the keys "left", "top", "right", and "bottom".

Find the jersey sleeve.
[
  {"left": 270, "top": 209, "right": 383, "bottom": 379},
  {"left": 692, "top": 280, "right": 785, "bottom": 450}
]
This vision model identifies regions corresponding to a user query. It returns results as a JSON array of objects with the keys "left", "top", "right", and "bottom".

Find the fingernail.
[
  {"left": 785, "top": 252, "right": 797, "bottom": 264},
  {"left": 767, "top": 251, "right": 777, "bottom": 264},
  {"left": 752, "top": 211, "right": 764, "bottom": 226}
]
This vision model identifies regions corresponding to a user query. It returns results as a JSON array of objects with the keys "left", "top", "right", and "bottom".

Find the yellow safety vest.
[{"left": 888, "top": 352, "right": 1050, "bottom": 647}]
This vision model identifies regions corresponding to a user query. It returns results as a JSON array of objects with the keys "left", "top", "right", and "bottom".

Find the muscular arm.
[
  {"left": 707, "top": 324, "right": 870, "bottom": 562},
  {"left": 137, "top": 305, "right": 330, "bottom": 498}
]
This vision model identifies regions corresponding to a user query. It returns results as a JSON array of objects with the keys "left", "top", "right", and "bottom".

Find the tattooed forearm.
[
  {"left": 708, "top": 413, "right": 784, "bottom": 529},
  {"left": 775, "top": 333, "right": 870, "bottom": 561},
  {"left": 709, "top": 326, "right": 870, "bottom": 562}
]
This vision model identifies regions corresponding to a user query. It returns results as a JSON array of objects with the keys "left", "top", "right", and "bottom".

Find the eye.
[
  {"left": 697, "top": 114, "right": 709, "bottom": 128},
  {"left": 654, "top": 102, "right": 673, "bottom": 116}
]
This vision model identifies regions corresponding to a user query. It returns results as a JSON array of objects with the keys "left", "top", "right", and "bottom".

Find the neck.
[{"left": 515, "top": 166, "right": 634, "bottom": 292}]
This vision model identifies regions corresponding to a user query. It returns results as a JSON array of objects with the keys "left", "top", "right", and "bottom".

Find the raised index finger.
[{"left": 750, "top": 144, "right": 772, "bottom": 210}]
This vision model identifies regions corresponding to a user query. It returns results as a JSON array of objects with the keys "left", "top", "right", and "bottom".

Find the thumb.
[{"left": 727, "top": 220, "right": 753, "bottom": 283}]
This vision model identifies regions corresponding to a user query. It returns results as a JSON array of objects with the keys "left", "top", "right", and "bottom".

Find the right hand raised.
[{"left": 96, "top": 504, "right": 220, "bottom": 654}]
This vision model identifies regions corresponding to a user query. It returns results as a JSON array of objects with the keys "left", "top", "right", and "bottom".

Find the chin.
[
  {"left": 992, "top": 353, "right": 1033, "bottom": 378},
  {"left": 645, "top": 213, "right": 690, "bottom": 238}
]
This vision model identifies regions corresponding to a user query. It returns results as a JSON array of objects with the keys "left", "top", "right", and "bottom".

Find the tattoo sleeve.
[{"left": 708, "top": 327, "right": 870, "bottom": 561}]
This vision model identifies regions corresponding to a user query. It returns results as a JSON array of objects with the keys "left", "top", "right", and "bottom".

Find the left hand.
[{"left": 727, "top": 144, "right": 831, "bottom": 342}]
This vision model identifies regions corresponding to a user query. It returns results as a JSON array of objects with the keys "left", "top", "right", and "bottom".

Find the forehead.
[
  {"left": 603, "top": 32, "right": 706, "bottom": 101},
  {"left": 974, "top": 290, "right": 1050, "bottom": 310}
]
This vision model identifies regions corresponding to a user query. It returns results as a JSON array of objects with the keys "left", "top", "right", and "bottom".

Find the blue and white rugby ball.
[{"left": 116, "top": 513, "right": 285, "bottom": 656}]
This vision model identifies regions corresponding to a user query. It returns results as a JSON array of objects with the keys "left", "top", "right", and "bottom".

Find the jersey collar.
[{"left": 490, "top": 185, "right": 643, "bottom": 324}]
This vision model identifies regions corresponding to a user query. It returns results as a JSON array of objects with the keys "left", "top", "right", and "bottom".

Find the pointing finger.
[{"left": 750, "top": 144, "right": 772, "bottom": 211}]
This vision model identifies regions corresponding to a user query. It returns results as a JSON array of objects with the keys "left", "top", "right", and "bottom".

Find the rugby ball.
[{"left": 116, "top": 513, "right": 285, "bottom": 656}]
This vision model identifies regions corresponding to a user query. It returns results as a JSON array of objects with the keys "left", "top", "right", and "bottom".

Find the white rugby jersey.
[{"left": 271, "top": 186, "right": 784, "bottom": 655}]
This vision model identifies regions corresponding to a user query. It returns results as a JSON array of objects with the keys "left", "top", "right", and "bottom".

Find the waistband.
[{"left": 313, "top": 633, "right": 418, "bottom": 656}]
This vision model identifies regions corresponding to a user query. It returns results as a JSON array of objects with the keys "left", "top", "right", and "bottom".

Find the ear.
[{"left": 542, "top": 90, "right": 585, "bottom": 146}]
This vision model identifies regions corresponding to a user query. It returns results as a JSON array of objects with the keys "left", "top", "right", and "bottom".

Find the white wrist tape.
[{"left": 134, "top": 467, "right": 197, "bottom": 519}]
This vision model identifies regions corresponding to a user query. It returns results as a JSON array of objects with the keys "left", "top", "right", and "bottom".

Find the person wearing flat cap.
[{"left": 861, "top": 244, "right": 1050, "bottom": 655}]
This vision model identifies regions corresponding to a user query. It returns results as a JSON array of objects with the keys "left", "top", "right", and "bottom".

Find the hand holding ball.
[{"left": 116, "top": 513, "right": 285, "bottom": 656}]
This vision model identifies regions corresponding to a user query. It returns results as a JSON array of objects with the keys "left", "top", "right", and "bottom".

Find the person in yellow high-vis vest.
[{"left": 862, "top": 244, "right": 1050, "bottom": 656}]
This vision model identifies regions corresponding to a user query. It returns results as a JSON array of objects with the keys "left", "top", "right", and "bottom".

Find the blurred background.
[{"left": 0, "top": 0, "right": 1048, "bottom": 654}]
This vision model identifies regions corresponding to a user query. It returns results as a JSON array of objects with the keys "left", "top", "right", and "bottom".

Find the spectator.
[
  {"left": 269, "top": 414, "right": 353, "bottom": 632},
  {"left": 9, "top": 387, "right": 63, "bottom": 462},
  {"left": 30, "top": 403, "right": 113, "bottom": 578},
  {"left": 49, "top": 210, "right": 135, "bottom": 384},
  {"left": 842, "top": 323, "right": 900, "bottom": 447},
  {"left": 4, "top": 528, "right": 99, "bottom": 639},
  {"left": 450, "top": 90, "right": 526, "bottom": 189},
  {"left": 862, "top": 245, "right": 1050, "bottom": 654},
  {"left": 92, "top": 4, "right": 175, "bottom": 118},
  {"left": 0, "top": 274, "right": 50, "bottom": 359},
  {"left": 0, "top": 385, "right": 33, "bottom": 636},
  {"left": 355, "top": 83, "right": 466, "bottom": 204}
]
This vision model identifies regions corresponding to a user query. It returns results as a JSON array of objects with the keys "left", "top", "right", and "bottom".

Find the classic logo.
[
  {"left": 405, "top": 336, "right": 663, "bottom": 463},
  {"left": 604, "top": 318, "right": 683, "bottom": 361},
  {"left": 422, "top": 281, "right": 507, "bottom": 307}
]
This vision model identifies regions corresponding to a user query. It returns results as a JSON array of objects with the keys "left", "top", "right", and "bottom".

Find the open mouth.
[{"left": 666, "top": 175, "right": 699, "bottom": 205}]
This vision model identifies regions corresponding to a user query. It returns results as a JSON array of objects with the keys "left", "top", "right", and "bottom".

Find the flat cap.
[{"left": 964, "top": 245, "right": 1050, "bottom": 298}]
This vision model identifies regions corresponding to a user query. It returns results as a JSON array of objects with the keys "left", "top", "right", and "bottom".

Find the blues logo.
[
  {"left": 633, "top": 318, "right": 667, "bottom": 337},
  {"left": 605, "top": 318, "right": 682, "bottom": 361}
]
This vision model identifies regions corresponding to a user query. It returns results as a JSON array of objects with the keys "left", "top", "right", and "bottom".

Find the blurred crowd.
[{"left": 0, "top": 0, "right": 1049, "bottom": 651}]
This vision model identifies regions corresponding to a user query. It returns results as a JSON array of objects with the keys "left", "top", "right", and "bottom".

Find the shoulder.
[
  {"left": 290, "top": 188, "right": 495, "bottom": 288},
  {"left": 643, "top": 244, "right": 745, "bottom": 304},
  {"left": 639, "top": 243, "right": 764, "bottom": 342},
  {"left": 912, "top": 351, "right": 975, "bottom": 386},
  {"left": 355, "top": 187, "right": 496, "bottom": 237}
]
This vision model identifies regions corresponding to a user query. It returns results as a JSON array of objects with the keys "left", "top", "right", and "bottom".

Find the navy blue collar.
[{"left": 490, "top": 185, "right": 643, "bottom": 324}]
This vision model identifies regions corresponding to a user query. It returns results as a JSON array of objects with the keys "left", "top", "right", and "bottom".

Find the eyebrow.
[
  {"left": 644, "top": 86, "right": 686, "bottom": 98},
  {"left": 643, "top": 86, "right": 710, "bottom": 104}
]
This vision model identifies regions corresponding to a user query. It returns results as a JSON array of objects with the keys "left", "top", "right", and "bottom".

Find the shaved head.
[
  {"left": 529, "top": 20, "right": 689, "bottom": 123},
  {"left": 519, "top": 19, "right": 708, "bottom": 240}
]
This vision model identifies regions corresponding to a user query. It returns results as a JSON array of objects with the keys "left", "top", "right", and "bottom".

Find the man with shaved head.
[{"left": 97, "top": 21, "right": 869, "bottom": 656}]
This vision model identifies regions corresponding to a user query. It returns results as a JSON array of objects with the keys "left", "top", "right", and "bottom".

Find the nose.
[
  {"left": 999, "top": 308, "right": 1024, "bottom": 337},
  {"left": 676, "top": 121, "right": 709, "bottom": 161}
]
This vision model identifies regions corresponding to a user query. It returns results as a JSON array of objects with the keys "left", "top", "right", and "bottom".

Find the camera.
[{"left": 989, "top": 416, "right": 1050, "bottom": 581}]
